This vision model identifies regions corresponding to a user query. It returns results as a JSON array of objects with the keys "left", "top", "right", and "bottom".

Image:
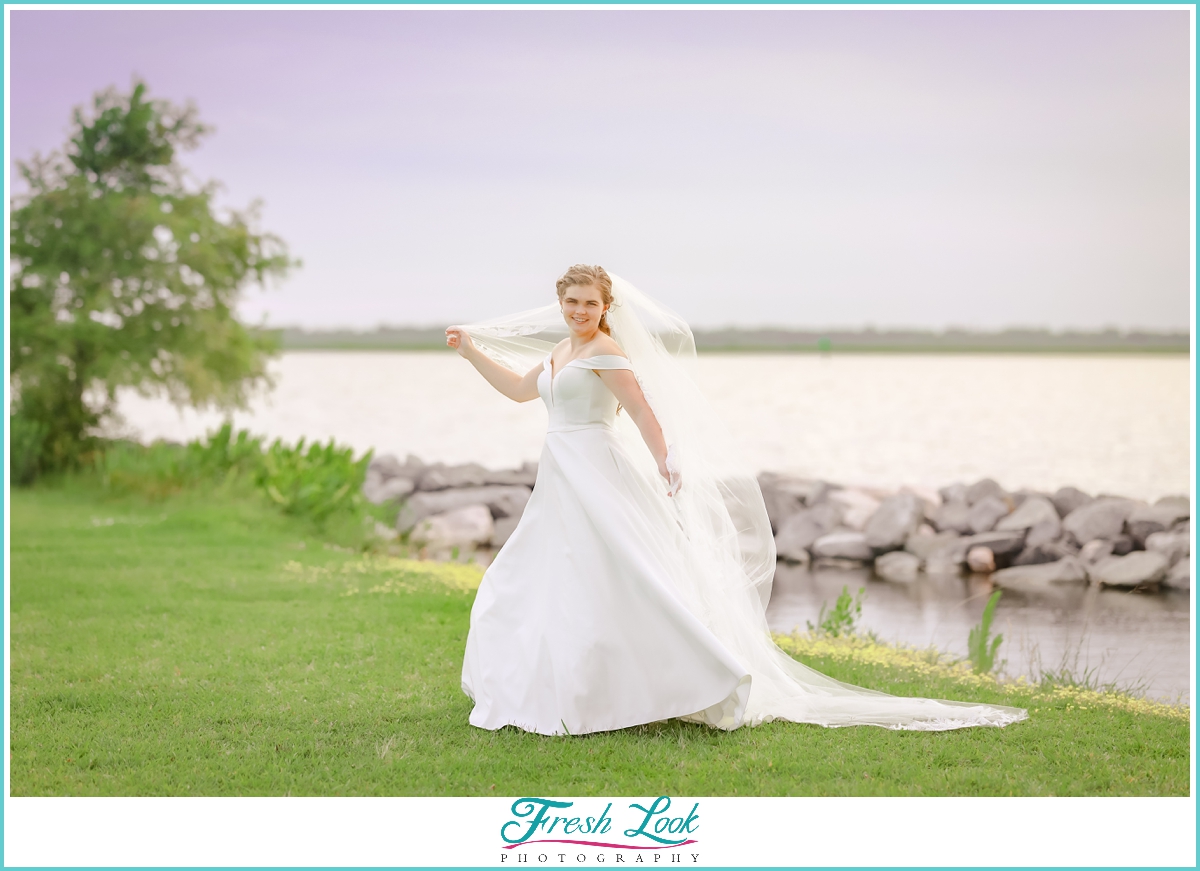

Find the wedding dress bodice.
[{"left": 538, "top": 353, "right": 633, "bottom": 430}]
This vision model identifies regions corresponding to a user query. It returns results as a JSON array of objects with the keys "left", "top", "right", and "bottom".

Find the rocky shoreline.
[{"left": 363, "top": 454, "right": 1191, "bottom": 593}]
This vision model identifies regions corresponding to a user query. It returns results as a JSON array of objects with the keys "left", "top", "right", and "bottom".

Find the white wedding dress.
[{"left": 458, "top": 274, "right": 1027, "bottom": 736}]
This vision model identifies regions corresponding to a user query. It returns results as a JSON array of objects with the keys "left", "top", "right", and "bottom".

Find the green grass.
[{"left": 9, "top": 482, "right": 1190, "bottom": 796}]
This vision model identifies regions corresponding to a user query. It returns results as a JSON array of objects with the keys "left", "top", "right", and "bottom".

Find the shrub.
[
  {"left": 968, "top": 590, "right": 1005, "bottom": 674},
  {"left": 808, "top": 585, "right": 865, "bottom": 638},
  {"left": 10, "top": 414, "right": 47, "bottom": 486},
  {"left": 255, "top": 436, "right": 372, "bottom": 526}
]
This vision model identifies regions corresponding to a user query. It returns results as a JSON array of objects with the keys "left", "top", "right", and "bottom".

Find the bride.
[{"left": 444, "top": 265, "right": 1027, "bottom": 735}]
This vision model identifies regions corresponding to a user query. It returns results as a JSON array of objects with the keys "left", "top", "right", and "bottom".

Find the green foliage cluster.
[
  {"left": 968, "top": 590, "right": 1006, "bottom": 675},
  {"left": 9, "top": 79, "right": 297, "bottom": 473},
  {"left": 96, "top": 423, "right": 371, "bottom": 527},
  {"left": 808, "top": 585, "right": 865, "bottom": 638},
  {"left": 256, "top": 437, "right": 373, "bottom": 524}
]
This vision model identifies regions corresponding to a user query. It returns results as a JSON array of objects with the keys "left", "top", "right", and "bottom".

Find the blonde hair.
[{"left": 556, "top": 264, "right": 614, "bottom": 335}]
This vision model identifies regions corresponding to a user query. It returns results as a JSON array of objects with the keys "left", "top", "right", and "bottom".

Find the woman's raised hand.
[{"left": 445, "top": 327, "right": 476, "bottom": 358}]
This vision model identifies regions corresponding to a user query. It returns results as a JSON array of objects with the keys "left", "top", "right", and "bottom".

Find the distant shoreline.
[{"left": 272, "top": 326, "right": 1189, "bottom": 354}]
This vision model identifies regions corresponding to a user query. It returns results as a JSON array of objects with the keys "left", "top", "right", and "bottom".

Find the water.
[
  {"left": 765, "top": 563, "right": 1192, "bottom": 703},
  {"left": 110, "top": 350, "right": 1193, "bottom": 701},
  {"left": 111, "top": 350, "right": 1191, "bottom": 501}
]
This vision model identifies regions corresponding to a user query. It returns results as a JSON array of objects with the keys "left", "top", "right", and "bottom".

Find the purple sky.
[{"left": 8, "top": 9, "right": 1192, "bottom": 331}]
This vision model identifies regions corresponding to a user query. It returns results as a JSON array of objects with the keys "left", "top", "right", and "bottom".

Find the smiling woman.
[{"left": 441, "top": 267, "right": 1027, "bottom": 736}]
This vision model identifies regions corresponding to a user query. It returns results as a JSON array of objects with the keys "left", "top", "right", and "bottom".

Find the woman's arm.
[
  {"left": 595, "top": 369, "right": 676, "bottom": 492},
  {"left": 445, "top": 327, "right": 543, "bottom": 403}
]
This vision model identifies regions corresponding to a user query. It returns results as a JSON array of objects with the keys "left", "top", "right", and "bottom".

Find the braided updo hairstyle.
[{"left": 556, "top": 264, "right": 614, "bottom": 335}]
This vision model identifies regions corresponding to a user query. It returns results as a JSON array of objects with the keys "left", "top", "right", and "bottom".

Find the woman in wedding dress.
[{"left": 444, "top": 265, "right": 1026, "bottom": 736}]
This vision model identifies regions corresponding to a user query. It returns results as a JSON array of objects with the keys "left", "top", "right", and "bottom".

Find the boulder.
[
  {"left": 966, "top": 477, "right": 1007, "bottom": 506},
  {"left": 491, "top": 514, "right": 522, "bottom": 548},
  {"left": 775, "top": 503, "right": 842, "bottom": 561},
  {"left": 864, "top": 493, "right": 923, "bottom": 552},
  {"left": 1051, "top": 486, "right": 1093, "bottom": 519},
  {"left": 1078, "top": 539, "right": 1114, "bottom": 564},
  {"left": 369, "top": 452, "right": 425, "bottom": 480},
  {"left": 931, "top": 499, "right": 973, "bottom": 535},
  {"left": 1126, "top": 503, "right": 1190, "bottom": 546},
  {"left": 1089, "top": 551, "right": 1169, "bottom": 588},
  {"left": 997, "top": 495, "right": 1059, "bottom": 532},
  {"left": 1025, "top": 516, "right": 1064, "bottom": 549},
  {"left": 965, "top": 529, "right": 1027, "bottom": 558},
  {"left": 874, "top": 550, "right": 920, "bottom": 583},
  {"left": 991, "top": 556, "right": 1088, "bottom": 591},
  {"left": 1163, "top": 557, "right": 1190, "bottom": 590},
  {"left": 826, "top": 489, "right": 881, "bottom": 531},
  {"left": 1062, "top": 497, "right": 1138, "bottom": 545},
  {"left": 483, "top": 462, "right": 539, "bottom": 487},
  {"left": 1145, "top": 530, "right": 1190, "bottom": 566},
  {"left": 938, "top": 482, "right": 968, "bottom": 505},
  {"left": 416, "top": 462, "right": 492, "bottom": 491},
  {"left": 811, "top": 531, "right": 873, "bottom": 561},
  {"left": 1110, "top": 534, "right": 1135, "bottom": 556},
  {"left": 924, "top": 537, "right": 971, "bottom": 574},
  {"left": 410, "top": 504, "right": 494, "bottom": 551},
  {"left": 757, "top": 474, "right": 831, "bottom": 532},
  {"left": 904, "top": 529, "right": 963, "bottom": 562},
  {"left": 362, "top": 471, "right": 417, "bottom": 505},
  {"left": 1173, "top": 518, "right": 1190, "bottom": 534},
  {"left": 1154, "top": 494, "right": 1190, "bottom": 516},
  {"left": 966, "top": 546, "right": 995, "bottom": 573},
  {"left": 968, "top": 495, "right": 1012, "bottom": 534},
  {"left": 1013, "top": 538, "right": 1077, "bottom": 566},
  {"left": 396, "top": 485, "right": 532, "bottom": 533}
]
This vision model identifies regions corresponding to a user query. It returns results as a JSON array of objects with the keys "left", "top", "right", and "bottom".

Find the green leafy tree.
[{"left": 10, "top": 78, "right": 298, "bottom": 473}]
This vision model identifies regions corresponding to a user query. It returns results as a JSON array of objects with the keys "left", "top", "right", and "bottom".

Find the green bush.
[
  {"left": 808, "top": 585, "right": 865, "bottom": 638},
  {"left": 255, "top": 436, "right": 372, "bottom": 526},
  {"left": 968, "top": 590, "right": 1005, "bottom": 674},
  {"left": 9, "top": 414, "right": 47, "bottom": 486}
]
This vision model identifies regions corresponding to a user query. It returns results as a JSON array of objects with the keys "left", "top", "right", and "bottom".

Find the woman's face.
[{"left": 560, "top": 283, "right": 607, "bottom": 337}]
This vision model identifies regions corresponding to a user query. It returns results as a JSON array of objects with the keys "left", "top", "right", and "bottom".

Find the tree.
[{"left": 10, "top": 78, "right": 298, "bottom": 474}]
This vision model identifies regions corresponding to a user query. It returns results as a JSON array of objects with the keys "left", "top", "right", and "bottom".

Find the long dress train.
[{"left": 461, "top": 352, "right": 1027, "bottom": 735}]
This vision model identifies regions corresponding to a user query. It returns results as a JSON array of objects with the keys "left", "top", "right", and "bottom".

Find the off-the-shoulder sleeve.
[{"left": 569, "top": 355, "right": 633, "bottom": 371}]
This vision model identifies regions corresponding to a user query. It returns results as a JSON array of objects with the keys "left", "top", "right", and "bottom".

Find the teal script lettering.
[{"left": 502, "top": 798, "right": 575, "bottom": 844}]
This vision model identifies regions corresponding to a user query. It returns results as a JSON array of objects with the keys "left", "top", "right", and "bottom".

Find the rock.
[
  {"left": 1051, "top": 486, "right": 1093, "bottom": 518},
  {"left": 757, "top": 474, "right": 832, "bottom": 532},
  {"left": 491, "top": 514, "right": 522, "bottom": 548},
  {"left": 997, "top": 495, "right": 1059, "bottom": 533},
  {"left": 416, "top": 462, "right": 492, "bottom": 491},
  {"left": 1078, "top": 539, "right": 1115, "bottom": 564},
  {"left": 931, "top": 499, "right": 973, "bottom": 535},
  {"left": 965, "top": 529, "right": 1027, "bottom": 558},
  {"left": 1154, "top": 494, "right": 1190, "bottom": 516},
  {"left": 775, "top": 503, "right": 842, "bottom": 561},
  {"left": 369, "top": 452, "right": 425, "bottom": 480},
  {"left": 968, "top": 495, "right": 1012, "bottom": 534},
  {"left": 864, "top": 493, "right": 923, "bottom": 552},
  {"left": 362, "top": 472, "right": 417, "bottom": 505},
  {"left": 875, "top": 550, "right": 920, "bottom": 582},
  {"left": 1025, "top": 516, "right": 1064, "bottom": 549},
  {"left": 1145, "top": 530, "right": 1189, "bottom": 566},
  {"left": 1126, "top": 503, "right": 1190, "bottom": 546},
  {"left": 826, "top": 489, "right": 881, "bottom": 531},
  {"left": 1013, "top": 538, "right": 1077, "bottom": 566},
  {"left": 966, "top": 477, "right": 1007, "bottom": 506},
  {"left": 924, "top": 537, "right": 971, "bottom": 574},
  {"left": 483, "top": 462, "right": 539, "bottom": 487},
  {"left": 992, "top": 556, "right": 1088, "bottom": 591},
  {"left": 1163, "top": 556, "right": 1190, "bottom": 590},
  {"left": 811, "top": 530, "right": 873, "bottom": 561},
  {"left": 1062, "top": 497, "right": 1138, "bottom": 545},
  {"left": 410, "top": 504, "right": 494, "bottom": 552},
  {"left": 938, "top": 482, "right": 968, "bottom": 505},
  {"left": 1173, "top": 518, "right": 1190, "bottom": 534},
  {"left": 966, "top": 546, "right": 995, "bottom": 573},
  {"left": 1089, "top": 551, "right": 1169, "bottom": 588},
  {"left": 396, "top": 485, "right": 532, "bottom": 532},
  {"left": 904, "top": 529, "right": 963, "bottom": 562},
  {"left": 1110, "top": 534, "right": 1135, "bottom": 556}
]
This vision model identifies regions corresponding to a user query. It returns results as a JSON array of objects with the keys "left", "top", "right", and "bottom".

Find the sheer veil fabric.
[{"left": 455, "top": 274, "right": 1027, "bottom": 732}]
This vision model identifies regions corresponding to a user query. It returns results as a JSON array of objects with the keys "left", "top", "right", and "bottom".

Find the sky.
[{"left": 8, "top": 8, "right": 1193, "bottom": 331}]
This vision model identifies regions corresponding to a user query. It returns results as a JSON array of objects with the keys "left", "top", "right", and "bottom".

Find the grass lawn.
[{"left": 8, "top": 482, "right": 1190, "bottom": 796}]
